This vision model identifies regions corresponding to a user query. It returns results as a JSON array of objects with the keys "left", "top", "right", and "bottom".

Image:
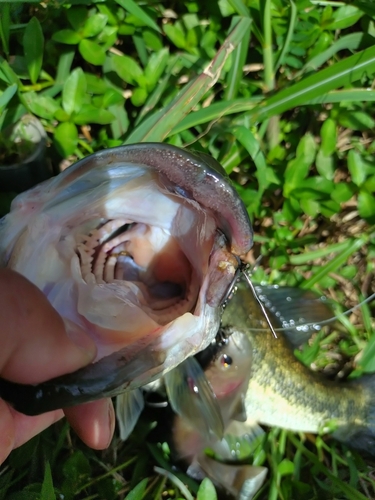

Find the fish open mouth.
[
  {"left": 75, "top": 211, "right": 205, "bottom": 330},
  {"left": 0, "top": 143, "right": 253, "bottom": 412},
  {"left": 54, "top": 162, "right": 242, "bottom": 358}
]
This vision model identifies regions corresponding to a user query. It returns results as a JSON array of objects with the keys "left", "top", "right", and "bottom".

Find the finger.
[
  {"left": 0, "top": 399, "right": 15, "bottom": 464},
  {"left": 10, "top": 408, "right": 64, "bottom": 449},
  {"left": 64, "top": 398, "right": 115, "bottom": 450},
  {"left": 0, "top": 269, "right": 96, "bottom": 384}
]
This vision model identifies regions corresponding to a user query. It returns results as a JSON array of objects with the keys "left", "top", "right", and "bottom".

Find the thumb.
[{"left": 0, "top": 269, "right": 96, "bottom": 384}]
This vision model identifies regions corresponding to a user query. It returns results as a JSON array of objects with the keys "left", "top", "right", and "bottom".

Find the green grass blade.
[
  {"left": 299, "top": 235, "right": 368, "bottom": 289},
  {"left": 23, "top": 17, "right": 44, "bottom": 85},
  {"left": 227, "top": 0, "right": 250, "bottom": 17},
  {"left": 274, "top": 0, "right": 297, "bottom": 73},
  {"left": 301, "top": 32, "right": 368, "bottom": 74},
  {"left": 135, "top": 56, "right": 179, "bottom": 125},
  {"left": 232, "top": 126, "right": 271, "bottom": 194},
  {"left": 0, "top": 83, "right": 17, "bottom": 112},
  {"left": 170, "top": 97, "right": 262, "bottom": 135},
  {"left": 288, "top": 434, "right": 369, "bottom": 500},
  {"left": 40, "top": 462, "right": 55, "bottom": 500},
  {"left": 114, "top": 0, "right": 161, "bottom": 33},
  {"left": 289, "top": 240, "right": 353, "bottom": 265},
  {"left": 125, "top": 17, "right": 252, "bottom": 143},
  {"left": 249, "top": 46, "right": 375, "bottom": 124},
  {"left": 305, "top": 88, "right": 375, "bottom": 104},
  {"left": 224, "top": 26, "right": 251, "bottom": 100}
]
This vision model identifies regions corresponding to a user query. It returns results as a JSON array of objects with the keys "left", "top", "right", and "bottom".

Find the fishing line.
[
  {"left": 241, "top": 269, "right": 278, "bottom": 339},
  {"left": 244, "top": 291, "right": 375, "bottom": 333}
]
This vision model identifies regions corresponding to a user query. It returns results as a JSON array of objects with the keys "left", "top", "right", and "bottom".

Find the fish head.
[
  {"left": 0, "top": 143, "right": 253, "bottom": 409},
  {"left": 200, "top": 330, "right": 253, "bottom": 424}
]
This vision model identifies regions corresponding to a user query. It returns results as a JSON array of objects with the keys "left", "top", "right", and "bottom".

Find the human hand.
[{"left": 0, "top": 269, "right": 115, "bottom": 465}]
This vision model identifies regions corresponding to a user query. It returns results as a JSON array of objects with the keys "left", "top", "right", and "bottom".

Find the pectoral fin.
[
  {"left": 164, "top": 356, "right": 224, "bottom": 439},
  {"left": 116, "top": 389, "right": 144, "bottom": 441}
]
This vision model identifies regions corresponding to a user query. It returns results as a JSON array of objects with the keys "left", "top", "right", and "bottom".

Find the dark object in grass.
[{"left": 0, "top": 115, "right": 51, "bottom": 192}]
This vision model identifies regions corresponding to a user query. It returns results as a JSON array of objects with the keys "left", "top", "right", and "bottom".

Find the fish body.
[
  {"left": 220, "top": 281, "right": 375, "bottom": 452},
  {"left": 0, "top": 143, "right": 252, "bottom": 415}
]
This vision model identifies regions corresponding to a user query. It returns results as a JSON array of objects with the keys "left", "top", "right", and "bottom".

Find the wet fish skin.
[
  {"left": 221, "top": 281, "right": 375, "bottom": 453},
  {"left": 0, "top": 143, "right": 253, "bottom": 416}
]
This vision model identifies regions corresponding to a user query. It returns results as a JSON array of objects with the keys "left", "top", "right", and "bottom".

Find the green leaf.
[
  {"left": 348, "top": 149, "right": 367, "bottom": 186},
  {"left": 163, "top": 22, "right": 187, "bottom": 49},
  {"left": 358, "top": 190, "right": 375, "bottom": 221},
  {"left": 82, "top": 13, "right": 108, "bottom": 38},
  {"left": 23, "top": 17, "right": 44, "bottom": 85},
  {"left": 320, "top": 118, "right": 337, "bottom": 156},
  {"left": 324, "top": 5, "right": 363, "bottom": 31},
  {"left": 144, "top": 47, "right": 169, "bottom": 91},
  {"left": 278, "top": 458, "right": 295, "bottom": 477},
  {"left": 283, "top": 134, "right": 317, "bottom": 196},
  {"left": 109, "top": 102, "right": 129, "bottom": 139},
  {"left": 40, "top": 462, "right": 55, "bottom": 500},
  {"left": 233, "top": 126, "right": 278, "bottom": 194},
  {"left": 52, "top": 29, "right": 82, "bottom": 44},
  {"left": 300, "top": 198, "right": 320, "bottom": 217},
  {"left": 85, "top": 73, "right": 108, "bottom": 94},
  {"left": 197, "top": 478, "right": 217, "bottom": 500},
  {"left": 62, "top": 67, "right": 86, "bottom": 116},
  {"left": 79, "top": 39, "right": 106, "bottom": 65},
  {"left": 73, "top": 104, "right": 115, "bottom": 125},
  {"left": 125, "top": 478, "right": 148, "bottom": 500},
  {"left": 0, "top": 84, "right": 17, "bottom": 113},
  {"left": 114, "top": 0, "right": 161, "bottom": 33},
  {"left": 102, "top": 89, "right": 123, "bottom": 107},
  {"left": 331, "top": 183, "right": 356, "bottom": 204},
  {"left": 316, "top": 149, "right": 335, "bottom": 181},
  {"left": 319, "top": 199, "right": 341, "bottom": 218},
  {"left": 23, "top": 92, "right": 60, "bottom": 119},
  {"left": 363, "top": 174, "right": 375, "bottom": 193},
  {"left": 338, "top": 110, "right": 375, "bottom": 131},
  {"left": 131, "top": 87, "right": 148, "bottom": 106},
  {"left": 111, "top": 53, "right": 144, "bottom": 85},
  {"left": 54, "top": 122, "right": 78, "bottom": 157},
  {"left": 357, "top": 334, "right": 375, "bottom": 373}
]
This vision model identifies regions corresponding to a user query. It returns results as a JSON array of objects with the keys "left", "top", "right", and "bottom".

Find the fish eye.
[{"left": 219, "top": 353, "right": 233, "bottom": 369}]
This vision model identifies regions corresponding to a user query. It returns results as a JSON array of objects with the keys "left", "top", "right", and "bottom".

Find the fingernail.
[
  {"left": 106, "top": 400, "right": 115, "bottom": 448},
  {"left": 63, "top": 319, "right": 97, "bottom": 361}
]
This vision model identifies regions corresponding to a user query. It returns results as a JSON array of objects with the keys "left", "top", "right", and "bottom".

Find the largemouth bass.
[
  {"left": 0, "top": 143, "right": 252, "bottom": 416},
  {"left": 218, "top": 281, "right": 375, "bottom": 453}
]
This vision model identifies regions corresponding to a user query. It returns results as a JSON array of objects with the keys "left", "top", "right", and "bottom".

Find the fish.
[
  {"left": 0, "top": 143, "right": 253, "bottom": 416},
  {"left": 161, "top": 280, "right": 373, "bottom": 498},
  {"left": 168, "top": 330, "right": 268, "bottom": 500},
  {"left": 218, "top": 279, "right": 375, "bottom": 455}
]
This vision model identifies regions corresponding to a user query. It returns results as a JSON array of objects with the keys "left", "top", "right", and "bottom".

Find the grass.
[{"left": 0, "top": 0, "right": 375, "bottom": 498}]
